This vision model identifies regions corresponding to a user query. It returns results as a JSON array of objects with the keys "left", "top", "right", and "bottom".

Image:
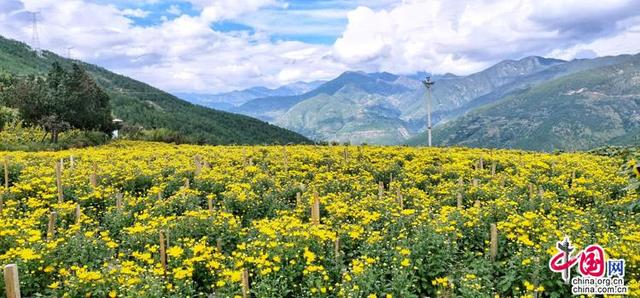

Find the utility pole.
[{"left": 422, "top": 76, "right": 435, "bottom": 146}]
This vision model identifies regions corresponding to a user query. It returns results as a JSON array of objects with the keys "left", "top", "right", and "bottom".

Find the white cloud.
[
  {"left": 166, "top": 4, "right": 181, "bottom": 15},
  {"left": 0, "top": 0, "right": 639, "bottom": 94},
  {"left": 333, "top": 0, "right": 640, "bottom": 75},
  {"left": 121, "top": 8, "right": 150, "bottom": 18}
]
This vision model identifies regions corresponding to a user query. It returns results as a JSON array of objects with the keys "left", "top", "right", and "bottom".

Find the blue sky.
[{"left": 0, "top": 0, "right": 639, "bottom": 93}]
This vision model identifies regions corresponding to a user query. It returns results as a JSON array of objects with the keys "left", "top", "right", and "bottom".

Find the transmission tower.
[
  {"left": 422, "top": 76, "right": 435, "bottom": 147},
  {"left": 67, "top": 46, "right": 74, "bottom": 59},
  {"left": 30, "top": 12, "right": 41, "bottom": 54}
]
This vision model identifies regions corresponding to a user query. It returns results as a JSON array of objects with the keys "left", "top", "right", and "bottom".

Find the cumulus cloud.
[
  {"left": 0, "top": 0, "right": 638, "bottom": 93},
  {"left": 333, "top": 0, "right": 640, "bottom": 75},
  {"left": 166, "top": 5, "right": 182, "bottom": 15},
  {"left": 121, "top": 8, "right": 150, "bottom": 18},
  {"left": 0, "top": 0, "right": 340, "bottom": 92}
]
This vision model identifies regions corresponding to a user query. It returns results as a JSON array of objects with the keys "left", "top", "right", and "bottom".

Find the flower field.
[{"left": 0, "top": 141, "right": 639, "bottom": 297}]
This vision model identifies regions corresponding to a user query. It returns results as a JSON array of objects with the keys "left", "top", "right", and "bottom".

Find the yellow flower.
[
  {"left": 400, "top": 258, "right": 410, "bottom": 267},
  {"left": 303, "top": 247, "right": 316, "bottom": 264},
  {"left": 167, "top": 246, "right": 184, "bottom": 258},
  {"left": 523, "top": 281, "right": 535, "bottom": 291},
  {"left": 109, "top": 290, "right": 117, "bottom": 298},
  {"left": 48, "top": 282, "right": 60, "bottom": 289}
]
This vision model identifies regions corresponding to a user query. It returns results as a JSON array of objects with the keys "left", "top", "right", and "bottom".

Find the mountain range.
[
  {"left": 3, "top": 32, "right": 637, "bottom": 151},
  {"left": 408, "top": 54, "right": 640, "bottom": 150},
  {"left": 174, "top": 80, "right": 325, "bottom": 111},
  {"left": 0, "top": 35, "right": 310, "bottom": 145},
  {"left": 207, "top": 53, "right": 640, "bottom": 149}
]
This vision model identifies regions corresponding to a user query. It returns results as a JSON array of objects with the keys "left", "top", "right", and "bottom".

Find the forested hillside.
[{"left": 0, "top": 36, "right": 310, "bottom": 145}]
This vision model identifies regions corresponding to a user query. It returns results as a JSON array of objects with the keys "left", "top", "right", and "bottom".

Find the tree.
[
  {"left": 61, "top": 64, "right": 114, "bottom": 133},
  {"left": 1, "top": 62, "right": 114, "bottom": 142}
]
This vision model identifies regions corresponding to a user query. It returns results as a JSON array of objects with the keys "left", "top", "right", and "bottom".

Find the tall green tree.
[
  {"left": 61, "top": 64, "right": 113, "bottom": 133},
  {"left": 1, "top": 62, "right": 114, "bottom": 142}
]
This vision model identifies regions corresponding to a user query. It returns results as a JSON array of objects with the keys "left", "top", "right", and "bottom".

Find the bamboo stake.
[
  {"left": 75, "top": 204, "right": 81, "bottom": 225},
  {"left": 55, "top": 161, "right": 63, "bottom": 203},
  {"left": 241, "top": 269, "right": 250, "bottom": 298},
  {"left": 157, "top": 191, "right": 162, "bottom": 200},
  {"left": 216, "top": 238, "right": 223, "bottom": 252},
  {"left": 343, "top": 147, "right": 348, "bottom": 162},
  {"left": 296, "top": 192, "right": 301, "bottom": 207},
  {"left": 194, "top": 155, "right": 202, "bottom": 176},
  {"left": 529, "top": 184, "right": 535, "bottom": 198},
  {"left": 4, "top": 264, "right": 21, "bottom": 298},
  {"left": 491, "top": 162, "right": 496, "bottom": 176},
  {"left": 472, "top": 178, "right": 479, "bottom": 187},
  {"left": 334, "top": 237, "right": 341, "bottom": 263},
  {"left": 282, "top": 146, "right": 288, "bottom": 170},
  {"left": 47, "top": 212, "right": 57, "bottom": 241},
  {"left": 479, "top": 157, "right": 484, "bottom": 170},
  {"left": 538, "top": 187, "right": 544, "bottom": 199},
  {"left": 184, "top": 178, "right": 190, "bottom": 189},
  {"left": 159, "top": 231, "right": 167, "bottom": 273},
  {"left": 208, "top": 197, "right": 213, "bottom": 212},
  {"left": 570, "top": 170, "right": 576, "bottom": 188},
  {"left": 4, "top": 157, "right": 8, "bottom": 190},
  {"left": 378, "top": 181, "right": 384, "bottom": 199},
  {"left": 490, "top": 224, "right": 498, "bottom": 261},
  {"left": 70, "top": 155, "right": 75, "bottom": 168},
  {"left": 242, "top": 148, "right": 247, "bottom": 166},
  {"left": 115, "top": 193, "right": 123, "bottom": 211},
  {"left": 456, "top": 192, "right": 463, "bottom": 208},
  {"left": 396, "top": 189, "right": 403, "bottom": 209},
  {"left": 90, "top": 163, "right": 97, "bottom": 188},
  {"left": 59, "top": 158, "right": 64, "bottom": 171},
  {"left": 311, "top": 192, "right": 320, "bottom": 225}
]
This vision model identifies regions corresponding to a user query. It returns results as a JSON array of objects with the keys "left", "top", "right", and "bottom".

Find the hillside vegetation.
[
  {"left": 0, "top": 36, "right": 310, "bottom": 145},
  {"left": 229, "top": 55, "right": 639, "bottom": 146},
  {"left": 409, "top": 55, "right": 640, "bottom": 151}
]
